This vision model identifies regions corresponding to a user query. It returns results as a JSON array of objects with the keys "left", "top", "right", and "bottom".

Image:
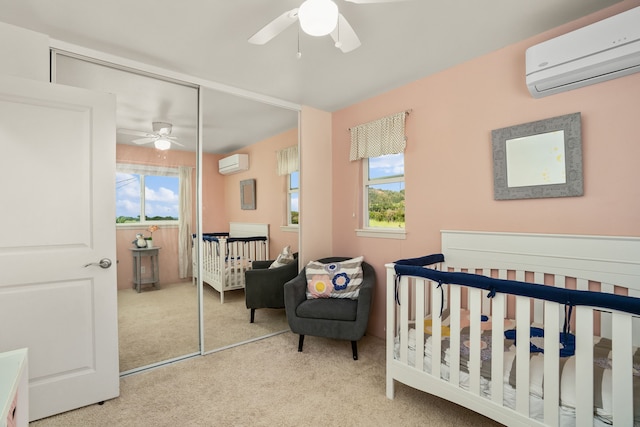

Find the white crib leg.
[{"left": 386, "top": 375, "right": 395, "bottom": 399}]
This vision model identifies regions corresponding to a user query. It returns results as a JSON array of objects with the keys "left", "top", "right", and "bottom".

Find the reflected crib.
[{"left": 192, "top": 222, "right": 269, "bottom": 303}]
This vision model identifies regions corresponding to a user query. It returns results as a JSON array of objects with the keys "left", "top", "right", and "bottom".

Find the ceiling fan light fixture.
[
  {"left": 298, "top": 0, "right": 339, "bottom": 37},
  {"left": 154, "top": 138, "right": 171, "bottom": 150}
]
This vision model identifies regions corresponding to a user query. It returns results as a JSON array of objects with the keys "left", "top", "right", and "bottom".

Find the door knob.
[{"left": 84, "top": 258, "right": 113, "bottom": 269}]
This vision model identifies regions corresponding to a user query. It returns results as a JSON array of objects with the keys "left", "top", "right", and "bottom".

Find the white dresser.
[{"left": 0, "top": 348, "right": 28, "bottom": 427}]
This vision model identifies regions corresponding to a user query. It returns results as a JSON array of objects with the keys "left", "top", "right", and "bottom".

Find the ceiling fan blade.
[
  {"left": 117, "top": 128, "right": 155, "bottom": 138},
  {"left": 132, "top": 137, "right": 155, "bottom": 145},
  {"left": 248, "top": 8, "right": 299, "bottom": 45},
  {"left": 344, "top": 0, "right": 411, "bottom": 3},
  {"left": 171, "top": 140, "right": 184, "bottom": 147},
  {"left": 331, "top": 14, "right": 361, "bottom": 53}
]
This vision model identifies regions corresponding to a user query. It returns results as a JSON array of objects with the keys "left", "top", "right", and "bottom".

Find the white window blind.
[
  {"left": 349, "top": 111, "right": 407, "bottom": 161},
  {"left": 276, "top": 145, "right": 299, "bottom": 176}
]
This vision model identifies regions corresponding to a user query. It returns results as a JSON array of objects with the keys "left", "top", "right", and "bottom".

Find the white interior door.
[{"left": 0, "top": 74, "right": 119, "bottom": 421}]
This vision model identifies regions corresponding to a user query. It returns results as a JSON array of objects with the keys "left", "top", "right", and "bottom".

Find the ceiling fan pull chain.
[{"left": 297, "top": 26, "right": 302, "bottom": 59}]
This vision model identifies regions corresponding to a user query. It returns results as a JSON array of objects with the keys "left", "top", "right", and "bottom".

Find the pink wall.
[
  {"left": 331, "top": 2, "right": 640, "bottom": 338},
  {"left": 299, "top": 106, "right": 333, "bottom": 266},
  {"left": 201, "top": 153, "right": 227, "bottom": 232},
  {"left": 221, "top": 128, "right": 299, "bottom": 257}
]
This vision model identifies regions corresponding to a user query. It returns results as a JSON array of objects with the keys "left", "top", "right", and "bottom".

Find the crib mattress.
[{"left": 395, "top": 317, "right": 640, "bottom": 426}]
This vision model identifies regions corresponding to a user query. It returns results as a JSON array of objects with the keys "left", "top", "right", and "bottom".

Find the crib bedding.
[{"left": 396, "top": 312, "right": 640, "bottom": 426}]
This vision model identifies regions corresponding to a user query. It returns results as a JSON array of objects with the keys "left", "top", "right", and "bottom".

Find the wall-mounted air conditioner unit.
[
  {"left": 218, "top": 154, "right": 249, "bottom": 175},
  {"left": 526, "top": 6, "right": 640, "bottom": 98}
]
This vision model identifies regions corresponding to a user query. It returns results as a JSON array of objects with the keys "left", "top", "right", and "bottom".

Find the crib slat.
[
  {"left": 469, "top": 288, "right": 482, "bottom": 395},
  {"left": 415, "top": 279, "right": 426, "bottom": 372},
  {"left": 574, "top": 293, "right": 593, "bottom": 427},
  {"left": 515, "top": 295, "right": 530, "bottom": 417},
  {"left": 386, "top": 264, "right": 396, "bottom": 399},
  {"left": 491, "top": 292, "right": 505, "bottom": 406},
  {"left": 431, "top": 280, "right": 442, "bottom": 379},
  {"left": 611, "top": 312, "right": 634, "bottom": 426},
  {"left": 631, "top": 288, "right": 640, "bottom": 347},
  {"left": 449, "top": 285, "right": 461, "bottom": 387},
  {"left": 399, "top": 276, "right": 409, "bottom": 364},
  {"left": 543, "top": 301, "right": 560, "bottom": 427}
]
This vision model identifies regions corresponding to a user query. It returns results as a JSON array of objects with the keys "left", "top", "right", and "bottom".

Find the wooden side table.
[{"left": 130, "top": 247, "right": 161, "bottom": 293}]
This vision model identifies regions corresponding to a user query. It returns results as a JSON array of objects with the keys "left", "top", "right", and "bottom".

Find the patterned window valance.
[
  {"left": 276, "top": 145, "right": 299, "bottom": 176},
  {"left": 349, "top": 111, "right": 407, "bottom": 161}
]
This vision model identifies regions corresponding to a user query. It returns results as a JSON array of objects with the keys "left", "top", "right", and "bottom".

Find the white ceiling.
[{"left": 0, "top": 0, "right": 621, "bottom": 153}]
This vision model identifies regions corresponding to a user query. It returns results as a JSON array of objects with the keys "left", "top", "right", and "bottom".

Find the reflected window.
[
  {"left": 116, "top": 165, "right": 179, "bottom": 224},
  {"left": 364, "top": 153, "right": 405, "bottom": 229},
  {"left": 288, "top": 171, "right": 299, "bottom": 225}
]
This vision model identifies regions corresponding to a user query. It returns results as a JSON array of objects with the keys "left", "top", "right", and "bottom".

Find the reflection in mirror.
[
  {"left": 506, "top": 130, "right": 565, "bottom": 187},
  {"left": 492, "top": 112, "right": 582, "bottom": 200},
  {"left": 240, "top": 179, "right": 256, "bottom": 210},
  {"left": 53, "top": 53, "right": 200, "bottom": 373},
  {"left": 200, "top": 88, "right": 298, "bottom": 354}
]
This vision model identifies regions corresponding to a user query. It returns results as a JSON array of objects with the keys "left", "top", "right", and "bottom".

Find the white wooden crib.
[
  {"left": 386, "top": 231, "right": 640, "bottom": 427},
  {"left": 193, "top": 222, "right": 269, "bottom": 303}
]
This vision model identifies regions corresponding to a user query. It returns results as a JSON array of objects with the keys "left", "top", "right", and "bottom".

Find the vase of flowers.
[{"left": 146, "top": 225, "right": 159, "bottom": 248}]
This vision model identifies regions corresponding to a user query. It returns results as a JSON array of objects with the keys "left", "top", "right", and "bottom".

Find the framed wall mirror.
[
  {"left": 240, "top": 179, "right": 256, "bottom": 210},
  {"left": 492, "top": 112, "right": 583, "bottom": 200}
]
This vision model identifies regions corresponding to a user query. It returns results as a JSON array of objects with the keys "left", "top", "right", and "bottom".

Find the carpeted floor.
[
  {"left": 118, "top": 281, "right": 288, "bottom": 372},
  {"left": 31, "top": 332, "right": 503, "bottom": 427}
]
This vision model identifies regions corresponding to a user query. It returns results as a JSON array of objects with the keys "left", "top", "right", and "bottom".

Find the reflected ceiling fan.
[
  {"left": 117, "top": 122, "right": 183, "bottom": 150},
  {"left": 248, "top": 0, "right": 410, "bottom": 54}
]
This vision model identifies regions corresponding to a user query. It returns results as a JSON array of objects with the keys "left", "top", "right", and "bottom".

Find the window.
[
  {"left": 364, "top": 153, "right": 404, "bottom": 229},
  {"left": 288, "top": 171, "right": 299, "bottom": 225},
  {"left": 116, "top": 165, "right": 179, "bottom": 224}
]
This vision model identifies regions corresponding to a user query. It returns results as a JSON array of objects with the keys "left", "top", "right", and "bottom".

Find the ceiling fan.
[
  {"left": 248, "top": 0, "right": 409, "bottom": 54},
  {"left": 117, "top": 122, "right": 183, "bottom": 150}
]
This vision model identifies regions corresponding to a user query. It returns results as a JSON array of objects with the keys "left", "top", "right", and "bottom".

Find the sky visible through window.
[
  {"left": 290, "top": 171, "right": 299, "bottom": 214},
  {"left": 369, "top": 153, "right": 404, "bottom": 192},
  {"left": 116, "top": 173, "right": 179, "bottom": 220}
]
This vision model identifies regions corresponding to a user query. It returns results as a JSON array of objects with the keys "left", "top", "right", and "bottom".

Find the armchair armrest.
[
  {"left": 284, "top": 272, "right": 308, "bottom": 317},
  {"left": 251, "top": 260, "right": 274, "bottom": 270}
]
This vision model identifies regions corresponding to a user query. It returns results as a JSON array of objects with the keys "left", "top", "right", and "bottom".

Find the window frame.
[
  {"left": 357, "top": 154, "right": 406, "bottom": 239},
  {"left": 287, "top": 170, "right": 299, "bottom": 227},
  {"left": 116, "top": 164, "right": 180, "bottom": 227}
]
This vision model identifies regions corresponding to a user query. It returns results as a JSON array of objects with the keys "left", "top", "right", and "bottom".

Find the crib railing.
[
  {"left": 192, "top": 234, "right": 269, "bottom": 303},
  {"left": 386, "top": 262, "right": 639, "bottom": 427}
]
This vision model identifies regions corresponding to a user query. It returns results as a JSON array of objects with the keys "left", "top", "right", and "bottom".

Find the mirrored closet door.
[
  {"left": 53, "top": 53, "right": 200, "bottom": 373},
  {"left": 199, "top": 88, "right": 299, "bottom": 353}
]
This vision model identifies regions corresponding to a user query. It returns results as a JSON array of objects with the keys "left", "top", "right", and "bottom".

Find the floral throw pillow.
[
  {"left": 269, "top": 245, "right": 295, "bottom": 269},
  {"left": 305, "top": 256, "right": 364, "bottom": 300}
]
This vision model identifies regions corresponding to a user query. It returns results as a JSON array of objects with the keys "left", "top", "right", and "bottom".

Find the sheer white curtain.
[
  {"left": 276, "top": 145, "right": 299, "bottom": 176},
  {"left": 349, "top": 111, "right": 407, "bottom": 161},
  {"left": 178, "top": 166, "right": 192, "bottom": 279}
]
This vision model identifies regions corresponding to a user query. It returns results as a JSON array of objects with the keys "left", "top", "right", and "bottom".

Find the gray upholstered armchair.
[
  {"left": 283, "top": 257, "right": 375, "bottom": 360},
  {"left": 245, "top": 255, "right": 299, "bottom": 323}
]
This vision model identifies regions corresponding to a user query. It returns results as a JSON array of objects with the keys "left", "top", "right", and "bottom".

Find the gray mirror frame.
[
  {"left": 492, "top": 112, "right": 583, "bottom": 200},
  {"left": 240, "top": 179, "right": 256, "bottom": 210}
]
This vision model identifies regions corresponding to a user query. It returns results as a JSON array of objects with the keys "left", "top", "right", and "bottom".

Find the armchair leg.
[
  {"left": 298, "top": 335, "right": 304, "bottom": 352},
  {"left": 351, "top": 341, "right": 358, "bottom": 360},
  {"left": 250, "top": 308, "right": 255, "bottom": 323}
]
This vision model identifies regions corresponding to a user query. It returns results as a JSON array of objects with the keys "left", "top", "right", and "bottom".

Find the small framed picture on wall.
[{"left": 240, "top": 179, "right": 256, "bottom": 210}]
